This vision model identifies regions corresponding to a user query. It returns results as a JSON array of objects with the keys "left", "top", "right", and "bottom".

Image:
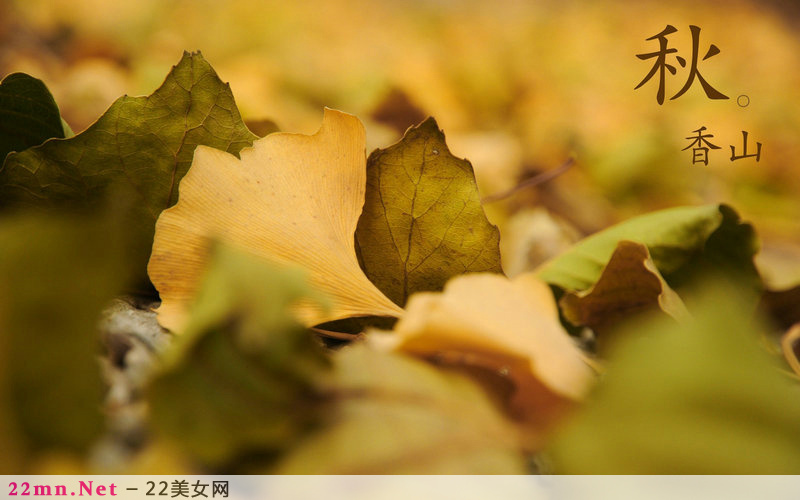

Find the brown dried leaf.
[
  {"left": 559, "top": 240, "right": 689, "bottom": 347},
  {"left": 371, "top": 272, "right": 596, "bottom": 440}
]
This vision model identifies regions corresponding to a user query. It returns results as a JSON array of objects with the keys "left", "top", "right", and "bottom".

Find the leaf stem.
[{"left": 481, "top": 156, "right": 575, "bottom": 204}]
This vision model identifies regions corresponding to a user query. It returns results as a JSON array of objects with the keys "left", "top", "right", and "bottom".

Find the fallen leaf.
[
  {"left": 0, "top": 52, "right": 257, "bottom": 285},
  {"left": 548, "top": 284, "right": 800, "bottom": 473},
  {"left": 536, "top": 204, "right": 760, "bottom": 295},
  {"left": 370, "top": 272, "right": 596, "bottom": 440},
  {"left": 148, "top": 108, "right": 404, "bottom": 332},
  {"left": 559, "top": 240, "right": 689, "bottom": 347},
  {"left": 149, "top": 244, "right": 522, "bottom": 473},
  {"left": 0, "top": 212, "right": 130, "bottom": 473},
  {"left": 356, "top": 117, "right": 502, "bottom": 306},
  {"left": 274, "top": 344, "right": 527, "bottom": 474},
  {"left": 0, "top": 72, "right": 66, "bottom": 162},
  {"left": 148, "top": 244, "right": 331, "bottom": 468}
]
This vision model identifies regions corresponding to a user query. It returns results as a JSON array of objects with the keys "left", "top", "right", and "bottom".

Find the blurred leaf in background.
[
  {"left": 148, "top": 243, "right": 330, "bottom": 469},
  {"left": 148, "top": 244, "right": 526, "bottom": 473},
  {"left": 547, "top": 283, "right": 800, "bottom": 473},
  {"left": 0, "top": 210, "right": 131, "bottom": 473},
  {"left": 370, "top": 272, "right": 596, "bottom": 446},
  {"left": 275, "top": 344, "right": 527, "bottom": 474}
]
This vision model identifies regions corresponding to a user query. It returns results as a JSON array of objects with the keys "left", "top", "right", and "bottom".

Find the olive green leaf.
[
  {"left": 148, "top": 244, "right": 331, "bottom": 468},
  {"left": 149, "top": 245, "right": 524, "bottom": 473},
  {"left": 0, "top": 73, "right": 66, "bottom": 162},
  {"left": 0, "top": 212, "right": 130, "bottom": 473},
  {"left": 536, "top": 204, "right": 760, "bottom": 295},
  {"left": 0, "top": 51, "right": 257, "bottom": 284},
  {"left": 274, "top": 344, "right": 526, "bottom": 474},
  {"left": 547, "top": 284, "right": 800, "bottom": 473},
  {"left": 559, "top": 240, "right": 688, "bottom": 346},
  {"left": 355, "top": 118, "right": 502, "bottom": 307}
]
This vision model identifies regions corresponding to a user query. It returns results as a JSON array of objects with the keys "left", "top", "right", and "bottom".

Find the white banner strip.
[{"left": 2, "top": 475, "right": 798, "bottom": 500}]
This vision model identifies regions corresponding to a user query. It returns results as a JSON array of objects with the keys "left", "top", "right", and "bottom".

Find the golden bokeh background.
[{"left": 2, "top": 0, "right": 798, "bottom": 283}]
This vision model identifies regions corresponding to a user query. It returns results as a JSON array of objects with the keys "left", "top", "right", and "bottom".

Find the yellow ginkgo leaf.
[
  {"left": 371, "top": 272, "right": 596, "bottom": 435},
  {"left": 148, "top": 108, "right": 404, "bottom": 332}
]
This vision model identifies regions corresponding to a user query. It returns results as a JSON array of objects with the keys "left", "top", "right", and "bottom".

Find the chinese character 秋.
[
  {"left": 635, "top": 25, "right": 679, "bottom": 105},
  {"left": 672, "top": 26, "right": 728, "bottom": 101},
  {"left": 682, "top": 126, "right": 721, "bottom": 165},
  {"left": 636, "top": 25, "right": 729, "bottom": 104},
  {"left": 730, "top": 130, "right": 762, "bottom": 162}
]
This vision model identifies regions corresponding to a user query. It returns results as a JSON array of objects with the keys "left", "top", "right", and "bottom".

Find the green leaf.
[
  {"left": 149, "top": 245, "right": 524, "bottom": 473},
  {"left": 0, "top": 73, "right": 66, "bottom": 162},
  {"left": 559, "top": 240, "right": 688, "bottom": 348},
  {"left": 148, "top": 244, "right": 331, "bottom": 468},
  {"left": 547, "top": 284, "right": 800, "bottom": 473},
  {"left": 0, "top": 51, "right": 257, "bottom": 285},
  {"left": 536, "top": 204, "right": 760, "bottom": 294},
  {"left": 60, "top": 118, "right": 74, "bottom": 138},
  {"left": 274, "top": 344, "right": 527, "bottom": 474},
  {"left": 0, "top": 212, "right": 130, "bottom": 472},
  {"left": 356, "top": 118, "right": 502, "bottom": 306}
]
